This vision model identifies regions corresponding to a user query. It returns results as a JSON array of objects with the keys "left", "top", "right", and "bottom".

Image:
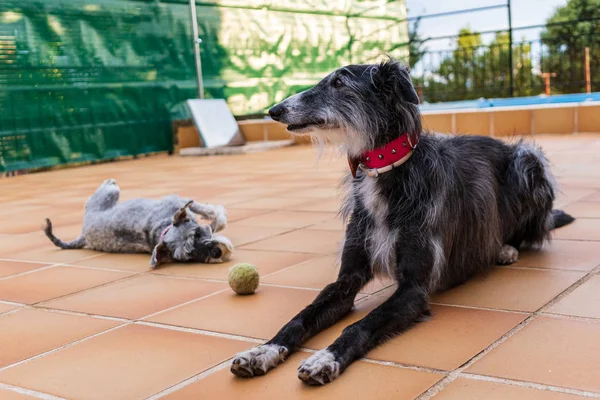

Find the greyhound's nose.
[{"left": 269, "top": 104, "right": 286, "bottom": 121}]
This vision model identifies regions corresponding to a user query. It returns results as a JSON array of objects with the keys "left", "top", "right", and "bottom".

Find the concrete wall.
[
  {"left": 176, "top": 103, "right": 600, "bottom": 151},
  {"left": 175, "top": 119, "right": 309, "bottom": 151},
  {"left": 421, "top": 103, "right": 600, "bottom": 136}
]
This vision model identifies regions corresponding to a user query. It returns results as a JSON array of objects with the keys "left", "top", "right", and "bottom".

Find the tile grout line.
[
  {"left": 34, "top": 306, "right": 131, "bottom": 323},
  {"left": 139, "top": 286, "right": 232, "bottom": 320},
  {"left": 0, "top": 252, "right": 108, "bottom": 268},
  {"left": 235, "top": 222, "right": 344, "bottom": 251},
  {"left": 549, "top": 237, "right": 600, "bottom": 243},
  {"left": 0, "top": 322, "right": 132, "bottom": 373},
  {"left": 26, "top": 296, "right": 384, "bottom": 354},
  {"left": 0, "top": 258, "right": 55, "bottom": 265},
  {"left": 150, "top": 272, "right": 344, "bottom": 294},
  {"left": 56, "top": 262, "right": 143, "bottom": 274},
  {"left": 229, "top": 224, "right": 310, "bottom": 248},
  {"left": 415, "top": 314, "right": 539, "bottom": 400},
  {"left": 0, "top": 263, "right": 62, "bottom": 281},
  {"left": 0, "top": 300, "right": 25, "bottom": 306},
  {"left": 503, "top": 264, "right": 595, "bottom": 273},
  {"left": 149, "top": 272, "right": 229, "bottom": 283},
  {"left": 459, "top": 373, "right": 600, "bottom": 398},
  {"left": 427, "top": 301, "right": 532, "bottom": 315},
  {"left": 0, "top": 382, "right": 66, "bottom": 400},
  {"left": 258, "top": 254, "right": 330, "bottom": 279},
  {"left": 539, "top": 311, "right": 600, "bottom": 323},
  {"left": 145, "top": 359, "right": 233, "bottom": 400},
  {"left": 416, "top": 263, "right": 600, "bottom": 399},
  {"left": 259, "top": 282, "right": 323, "bottom": 292},
  {"left": 534, "top": 263, "right": 600, "bottom": 314},
  {"left": 137, "top": 321, "right": 265, "bottom": 345},
  {"left": 32, "top": 272, "right": 145, "bottom": 307},
  {"left": 145, "top": 347, "right": 320, "bottom": 399},
  {"left": 358, "top": 358, "right": 448, "bottom": 376},
  {"left": 1, "top": 306, "right": 32, "bottom": 317}
]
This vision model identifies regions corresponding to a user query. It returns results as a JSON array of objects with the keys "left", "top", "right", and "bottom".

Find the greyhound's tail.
[
  {"left": 42, "top": 218, "right": 86, "bottom": 250},
  {"left": 551, "top": 210, "right": 575, "bottom": 229}
]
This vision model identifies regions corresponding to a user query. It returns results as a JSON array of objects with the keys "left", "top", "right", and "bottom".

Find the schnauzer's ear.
[
  {"left": 173, "top": 200, "right": 194, "bottom": 226},
  {"left": 150, "top": 242, "right": 172, "bottom": 268},
  {"left": 378, "top": 60, "right": 419, "bottom": 105}
]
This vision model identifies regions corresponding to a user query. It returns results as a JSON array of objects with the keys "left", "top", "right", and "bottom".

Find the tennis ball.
[{"left": 228, "top": 263, "right": 259, "bottom": 295}]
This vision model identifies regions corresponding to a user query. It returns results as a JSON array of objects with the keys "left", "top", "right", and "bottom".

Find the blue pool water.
[{"left": 419, "top": 92, "right": 600, "bottom": 112}]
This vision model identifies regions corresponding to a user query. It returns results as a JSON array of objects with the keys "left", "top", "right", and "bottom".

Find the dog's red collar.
[
  {"left": 159, "top": 225, "right": 172, "bottom": 242},
  {"left": 348, "top": 133, "right": 418, "bottom": 178}
]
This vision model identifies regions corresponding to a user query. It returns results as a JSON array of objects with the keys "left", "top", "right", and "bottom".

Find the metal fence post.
[
  {"left": 507, "top": 0, "right": 514, "bottom": 97},
  {"left": 585, "top": 47, "right": 591, "bottom": 94},
  {"left": 189, "top": 0, "right": 205, "bottom": 99}
]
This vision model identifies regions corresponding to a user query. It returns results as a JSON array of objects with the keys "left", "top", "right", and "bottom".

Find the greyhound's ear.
[
  {"left": 378, "top": 59, "right": 419, "bottom": 105},
  {"left": 173, "top": 200, "right": 194, "bottom": 226},
  {"left": 150, "top": 242, "right": 172, "bottom": 268}
]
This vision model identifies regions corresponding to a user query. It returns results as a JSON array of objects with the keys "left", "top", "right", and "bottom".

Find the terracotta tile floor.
[{"left": 0, "top": 134, "right": 599, "bottom": 399}]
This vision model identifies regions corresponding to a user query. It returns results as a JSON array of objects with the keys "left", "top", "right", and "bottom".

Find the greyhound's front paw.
[
  {"left": 497, "top": 245, "right": 519, "bottom": 265},
  {"left": 298, "top": 349, "right": 341, "bottom": 385},
  {"left": 231, "top": 344, "right": 288, "bottom": 378}
]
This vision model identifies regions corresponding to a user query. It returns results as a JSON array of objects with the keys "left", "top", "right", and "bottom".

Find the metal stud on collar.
[
  {"left": 378, "top": 154, "right": 384, "bottom": 159},
  {"left": 392, "top": 149, "right": 397, "bottom": 154},
  {"left": 366, "top": 156, "right": 371, "bottom": 161}
]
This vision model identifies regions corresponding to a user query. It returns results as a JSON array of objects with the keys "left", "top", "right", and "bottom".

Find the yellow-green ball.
[{"left": 228, "top": 263, "right": 259, "bottom": 295}]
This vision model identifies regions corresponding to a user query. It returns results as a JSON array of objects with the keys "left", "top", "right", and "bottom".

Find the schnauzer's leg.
[
  {"left": 230, "top": 216, "right": 372, "bottom": 378},
  {"left": 497, "top": 244, "right": 519, "bottom": 265},
  {"left": 189, "top": 202, "right": 227, "bottom": 233},
  {"left": 86, "top": 179, "right": 120, "bottom": 212},
  {"left": 298, "top": 282, "right": 429, "bottom": 385}
]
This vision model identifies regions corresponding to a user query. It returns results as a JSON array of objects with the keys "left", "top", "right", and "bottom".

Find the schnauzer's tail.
[
  {"left": 551, "top": 210, "right": 575, "bottom": 229},
  {"left": 42, "top": 218, "right": 86, "bottom": 250}
]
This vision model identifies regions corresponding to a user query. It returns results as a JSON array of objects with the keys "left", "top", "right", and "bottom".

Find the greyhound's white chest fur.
[{"left": 355, "top": 176, "right": 397, "bottom": 279}]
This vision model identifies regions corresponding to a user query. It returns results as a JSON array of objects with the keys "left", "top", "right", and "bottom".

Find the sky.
[{"left": 405, "top": 0, "right": 569, "bottom": 51}]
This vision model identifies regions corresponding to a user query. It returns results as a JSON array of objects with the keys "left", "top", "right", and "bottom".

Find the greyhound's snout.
[{"left": 269, "top": 103, "right": 286, "bottom": 121}]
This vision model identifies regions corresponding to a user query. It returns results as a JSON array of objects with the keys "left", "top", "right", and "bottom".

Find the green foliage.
[
  {"left": 418, "top": 0, "right": 599, "bottom": 102},
  {"left": 540, "top": 0, "right": 600, "bottom": 93},
  {"left": 422, "top": 28, "right": 542, "bottom": 102}
]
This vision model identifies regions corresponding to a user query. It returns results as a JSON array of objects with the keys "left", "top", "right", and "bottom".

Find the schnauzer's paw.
[
  {"left": 213, "top": 205, "right": 227, "bottom": 232},
  {"left": 298, "top": 349, "right": 341, "bottom": 385},
  {"left": 103, "top": 179, "right": 117, "bottom": 186},
  {"left": 210, "top": 235, "right": 233, "bottom": 263},
  {"left": 231, "top": 344, "right": 288, "bottom": 378},
  {"left": 497, "top": 245, "right": 519, "bottom": 265}
]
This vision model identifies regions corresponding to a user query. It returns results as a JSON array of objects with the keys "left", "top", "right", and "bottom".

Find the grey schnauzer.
[{"left": 43, "top": 179, "right": 233, "bottom": 267}]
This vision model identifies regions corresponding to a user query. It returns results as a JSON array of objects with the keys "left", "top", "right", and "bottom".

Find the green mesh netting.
[{"left": 0, "top": 0, "right": 408, "bottom": 172}]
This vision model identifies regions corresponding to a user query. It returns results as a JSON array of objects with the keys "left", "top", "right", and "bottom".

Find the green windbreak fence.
[{"left": 0, "top": 0, "right": 408, "bottom": 172}]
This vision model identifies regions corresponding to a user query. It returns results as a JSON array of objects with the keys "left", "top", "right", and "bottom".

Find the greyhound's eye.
[{"left": 332, "top": 78, "right": 344, "bottom": 88}]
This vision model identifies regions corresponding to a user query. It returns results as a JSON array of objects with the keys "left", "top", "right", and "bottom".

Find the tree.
[
  {"left": 424, "top": 27, "right": 482, "bottom": 102},
  {"left": 540, "top": 0, "right": 600, "bottom": 93},
  {"left": 422, "top": 28, "right": 543, "bottom": 102},
  {"left": 483, "top": 32, "right": 542, "bottom": 97}
]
